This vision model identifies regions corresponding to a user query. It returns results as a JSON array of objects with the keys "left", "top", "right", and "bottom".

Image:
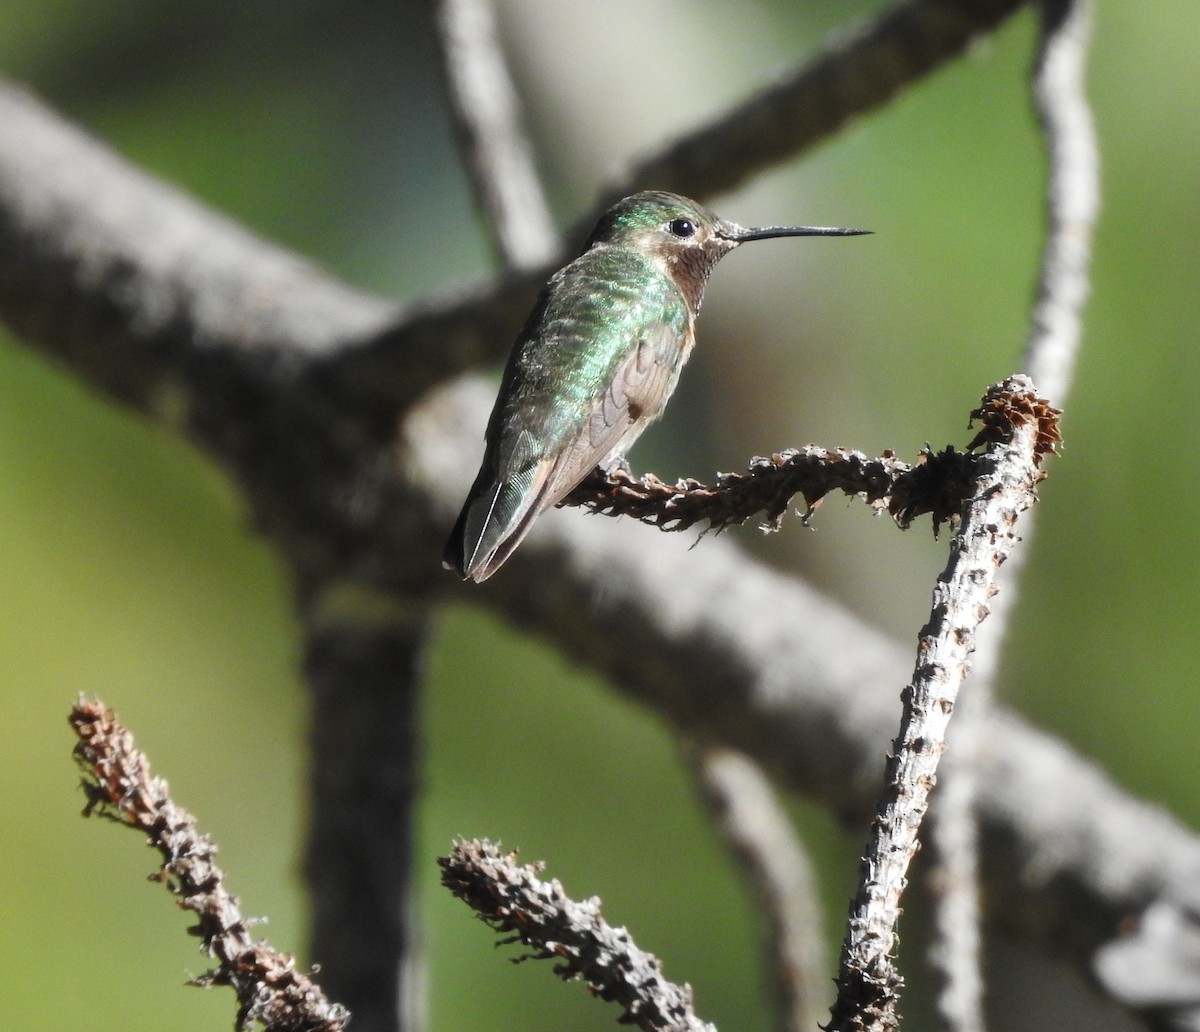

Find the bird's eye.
[{"left": 668, "top": 217, "right": 696, "bottom": 238}]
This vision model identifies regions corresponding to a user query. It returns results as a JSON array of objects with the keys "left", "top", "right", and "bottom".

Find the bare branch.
[
  {"left": 434, "top": 0, "right": 558, "bottom": 271},
  {"left": 70, "top": 698, "right": 349, "bottom": 1032},
  {"left": 1094, "top": 902, "right": 1200, "bottom": 1023},
  {"left": 827, "top": 378, "right": 1059, "bottom": 1032},
  {"left": 925, "top": 734, "right": 987, "bottom": 1032},
  {"left": 0, "top": 84, "right": 398, "bottom": 397},
  {"left": 439, "top": 839, "right": 717, "bottom": 1032},
  {"left": 0, "top": 18, "right": 1189, "bottom": 1021},
  {"left": 692, "top": 746, "right": 829, "bottom": 1032},
  {"left": 560, "top": 381, "right": 1058, "bottom": 540}
]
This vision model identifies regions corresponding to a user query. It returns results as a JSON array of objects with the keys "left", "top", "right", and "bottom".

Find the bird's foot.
[{"left": 603, "top": 455, "right": 633, "bottom": 480}]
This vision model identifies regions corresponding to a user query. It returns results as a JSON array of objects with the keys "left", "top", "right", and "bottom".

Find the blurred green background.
[{"left": 1, "top": 2, "right": 1196, "bottom": 1029}]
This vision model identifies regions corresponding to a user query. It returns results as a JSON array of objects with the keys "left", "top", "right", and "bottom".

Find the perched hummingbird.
[{"left": 444, "top": 190, "right": 868, "bottom": 582}]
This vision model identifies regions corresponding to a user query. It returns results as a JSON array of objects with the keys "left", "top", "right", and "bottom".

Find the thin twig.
[
  {"left": 434, "top": 0, "right": 557, "bottom": 271},
  {"left": 925, "top": 5, "right": 1098, "bottom": 1028},
  {"left": 439, "top": 839, "right": 717, "bottom": 1032},
  {"left": 926, "top": 755, "right": 986, "bottom": 1032},
  {"left": 692, "top": 746, "right": 829, "bottom": 1032},
  {"left": 1022, "top": 0, "right": 1100, "bottom": 404},
  {"left": 926, "top": 748, "right": 984, "bottom": 1032},
  {"left": 70, "top": 697, "right": 349, "bottom": 1032},
  {"left": 826, "top": 378, "right": 1060, "bottom": 1032}
]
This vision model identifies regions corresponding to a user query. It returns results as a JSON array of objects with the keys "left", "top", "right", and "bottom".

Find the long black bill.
[{"left": 723, "top": 223, "right": 871, "bottom": 241}]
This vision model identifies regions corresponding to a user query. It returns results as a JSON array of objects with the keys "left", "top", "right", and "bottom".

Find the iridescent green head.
[{"left": 585, "top": 190, "right": 868, "bottom": 312}]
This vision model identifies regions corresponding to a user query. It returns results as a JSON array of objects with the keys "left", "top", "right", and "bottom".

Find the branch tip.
[
  {"left": 440, "top": 838, "right": 716, "bottom": 1032},
  {"left": 70, "top": 698, "right": 349, "bottom": 1032},
  {"left": 967, "top": 375, "right": 1062, "bottom": 462}
]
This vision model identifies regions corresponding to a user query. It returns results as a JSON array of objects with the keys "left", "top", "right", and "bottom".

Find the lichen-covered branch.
[
  {"left": 70, "top": 698, "right": 349, "bottom": 1032},
  {"left": 439, "top": 839, "right": 717, "bottom": 1032}
]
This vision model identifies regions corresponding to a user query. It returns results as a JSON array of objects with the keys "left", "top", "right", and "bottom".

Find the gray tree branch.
[
  {"left": 692, "top": 746, "right": 829, "bottom": 1032},
  {"left": 434, "top": 0, "right": 558, "bottom": 270},
  {"left": 441, "top": 839, "right": 718, "bottom": 1032}
]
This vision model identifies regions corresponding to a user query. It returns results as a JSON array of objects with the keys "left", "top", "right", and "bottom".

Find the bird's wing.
[
  {"left": 544, "top": 321, "right": 681, "bottom": 490},
  {"left": 459, "top": 319, "right": 684, "bottom": 582}
]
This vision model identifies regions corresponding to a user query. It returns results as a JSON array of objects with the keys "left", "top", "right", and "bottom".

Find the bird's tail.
[{"left": 443, "top": 441, "right": 544, "bottom": 582}]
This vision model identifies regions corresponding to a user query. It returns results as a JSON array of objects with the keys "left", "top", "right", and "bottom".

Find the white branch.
[{"left": 694, "top": 746, "right": 829, "bottom": 1032}]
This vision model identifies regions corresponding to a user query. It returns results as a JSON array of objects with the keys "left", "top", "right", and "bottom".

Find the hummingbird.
[{"left": 444, "top": 190, "right": 868, "bottom": 582}]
